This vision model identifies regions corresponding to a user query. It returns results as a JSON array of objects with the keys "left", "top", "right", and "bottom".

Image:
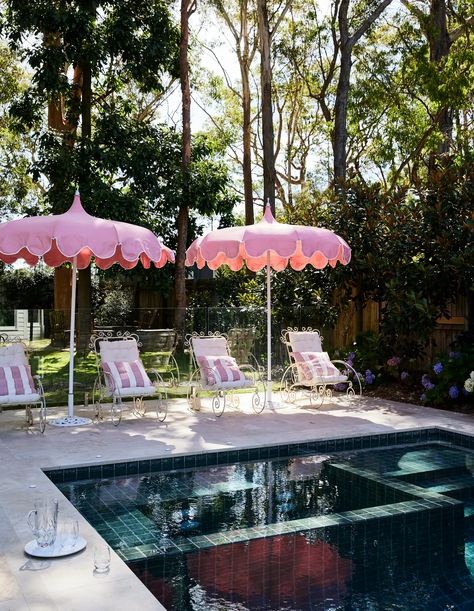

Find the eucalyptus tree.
[
  {"left": 211, "top": 0, "right": 259, "bottom": 224},
  {"left": 400, "top": 0, "right": 474, "bottom": 161},
  {"left": 347, "top": 0, "right": 474, "bottom": 188},
  {"left": 175, "top": 0, "right": 197, "bottom": 337},
  {"left": 4, "top": 0, "right": 180, "bottom": 346},
  {"left": 0, "top": 44, "right": 38, "bottom": 216}
]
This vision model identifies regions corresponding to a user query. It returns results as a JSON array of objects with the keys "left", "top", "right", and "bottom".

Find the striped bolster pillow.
[
  {"left": 102, "top": 360, "right": 152, "bottom": 389},
  {"left": 197, "top": 356, "right": 246, "bottom": 385},
  {"left": 290, "top": 352, "right": 341, "bottom": 381},
  {"left": 0, "top": 365, "right": 36, "bottom": 396}
]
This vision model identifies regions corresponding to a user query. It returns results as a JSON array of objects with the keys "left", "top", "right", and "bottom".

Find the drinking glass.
[
  {"left": 58, "top": 518, "right": 79, "bottom": 550},
  {"left": 93, "top": 543, "right": 111, "bottom": 573}
]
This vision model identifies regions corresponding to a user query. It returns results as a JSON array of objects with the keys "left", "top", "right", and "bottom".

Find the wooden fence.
[{"left": 330, "top": 293, "right": 469, "bottom": 366}]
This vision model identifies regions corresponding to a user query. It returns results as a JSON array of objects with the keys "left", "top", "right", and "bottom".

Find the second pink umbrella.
[
  {"left": 0, "top": 191, "right": 174, "bottom": 426},
  {"left": 186, "top": 205, "right": 350, "bottom": 404}
]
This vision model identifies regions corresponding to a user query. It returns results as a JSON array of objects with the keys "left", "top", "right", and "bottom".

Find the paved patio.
[{"left": 0, "top": 394, "right": 473, "bottom": 610}]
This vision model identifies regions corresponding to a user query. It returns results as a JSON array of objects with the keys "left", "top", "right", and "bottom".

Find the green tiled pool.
[{"left": 48, "top": 429, "right": 474, "bottom": 610}]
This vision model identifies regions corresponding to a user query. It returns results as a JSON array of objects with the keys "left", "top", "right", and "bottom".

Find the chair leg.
[
  {"left": 111, "top": 398, "right": 122, "bottom": 426},
  {"left": 212, "top": 391, "right": 225, "bottom": 417},
  {"left": 92, "top": 377, "right": 104, "bottom": 422},
  {"left": 39, "top": 400, "right": 46, "bottom": 434},
  {"left": 155, "top": 388, "right": 168, "bottom": 422},
  {"left": 25, "top": 405, "right": 34, "bottom": 427}
]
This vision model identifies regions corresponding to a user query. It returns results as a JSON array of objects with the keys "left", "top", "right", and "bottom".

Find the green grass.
[
  {"left": 24, "top": 341, "right": 272, "bottom": 407},
  {"left": 28, "top": 342, "right": 192, "bottom": 407}
]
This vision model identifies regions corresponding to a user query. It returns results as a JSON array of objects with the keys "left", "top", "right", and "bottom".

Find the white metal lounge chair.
[
  {"left": 280, "top": 327, "right": 362, "bottom": 406},
  {"left": 90, "top": 331, "right": 168, "bottom": 425},
  {"left": 0, "top": 335, "right": 46, "bottom": 432},
  {"left": 186, "top": 332, "right": 266, "bottom": 417}
]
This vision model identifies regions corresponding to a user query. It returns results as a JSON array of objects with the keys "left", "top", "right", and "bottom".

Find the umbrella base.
[{"left": 49, "top": 416, "right": 92, "bottom": 427}]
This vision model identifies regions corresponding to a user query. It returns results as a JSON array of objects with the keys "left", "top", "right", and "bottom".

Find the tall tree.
[
  {"left": 333, "top": 0, "right": 393, "bottom": 184},
  {"left": 256, "top": 0, "right": 276, "bottom": 212},
  {"left": 174, "top": 0, "right": 197, "bottom": 337},
  {"left": 212, "top": 0, "right": 258, "bottom": 224},
  {"left": 5, "top": 0, "right": 179, "bottom": 349}
]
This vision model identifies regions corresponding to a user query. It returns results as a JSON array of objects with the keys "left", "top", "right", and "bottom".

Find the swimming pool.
[{"left": 47, "top": 429, "right": 474, "bottom": 610}]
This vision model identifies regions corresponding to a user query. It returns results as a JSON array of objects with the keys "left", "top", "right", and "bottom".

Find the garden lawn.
[{"left": 27, "top": 342, "right": 192, "bottom": 407}]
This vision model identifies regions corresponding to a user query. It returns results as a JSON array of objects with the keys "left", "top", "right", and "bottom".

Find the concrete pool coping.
[{"left": 0, "top": 394, "right": 473, "bottom": 610}]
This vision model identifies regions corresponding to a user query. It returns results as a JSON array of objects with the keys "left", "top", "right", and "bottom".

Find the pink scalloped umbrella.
[
  {"left": 186, "top": 205, "right": 350, "bottom": 404},
  {"left": 0, "top": 191, "right": 174, "bottom": 426}
]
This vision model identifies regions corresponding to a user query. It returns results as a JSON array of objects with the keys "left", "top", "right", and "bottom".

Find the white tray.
[{"left": 24, "top": 536, "right": 87, "bottom": 558}]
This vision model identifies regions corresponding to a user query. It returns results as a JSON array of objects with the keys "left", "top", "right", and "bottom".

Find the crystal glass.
[
  {"left": 27, "top": 499, "right": 59, "bottom": 548},
  {"left": 58, "top": 518, "right": 79, "bottom": 550},
  {"left": 93, "top": 543, "right": 111, "bottom": 573}
]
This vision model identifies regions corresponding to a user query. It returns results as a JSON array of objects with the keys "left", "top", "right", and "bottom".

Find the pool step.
[{"left": 385, "top": 465, "right": 471, "bottom": 483}]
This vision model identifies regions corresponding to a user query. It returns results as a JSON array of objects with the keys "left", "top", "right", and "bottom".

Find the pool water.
[{"left": 55, "top": 441, "right": 474, "bottom": 610}]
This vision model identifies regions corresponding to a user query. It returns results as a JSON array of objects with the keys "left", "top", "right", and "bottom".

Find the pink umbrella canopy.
[
  {"left": 186, "top": 206, "right": 350, "bottom": 404},
  {"left": 0, "top": 191, "right": 174, "bottom": 426},
  {"left": 0, "top": 191, "right": 174, "bottom": 270},
  {"left": 186, "top": 205, "right": 350, "bottom": 272}
]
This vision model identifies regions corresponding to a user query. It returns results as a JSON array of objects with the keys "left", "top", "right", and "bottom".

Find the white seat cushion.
[
  {"left": 99, "top": 339, "right": 140, "bottom": 363},
  {"left": 288, "top": 331, "right": 322, "bottom": 353},
  {"left": 0, "top": 392, "right": 41, "bottom": 405},
  {"left": 192, "top": 337, "right": 229, "bottom": 358},
  {"left": 109, "top": 385, "right": 156, "bottom": 398},
  {"left": 0, "top": 343, "right": 28, "bottom": 367},
  {"left": 202, "top": 379, "right": 254, "bottom": 390}
]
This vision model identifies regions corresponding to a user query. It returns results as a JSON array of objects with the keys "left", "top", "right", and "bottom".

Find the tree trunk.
[
  {"left": 429, "top": 0, "right": 452, "bottom": 156},
  {"left": 240, "top": 2, "right": 254, "bottom": 225},
  {"left": 174, "top": 0, "right": 194, "bottom": 338},
  {"left": 77, "top": 52, "right": 93, "bottom": 353},
  {"left": 256, "top": 0, "right": 276, "bottom": 214},
  {"left": 333, "top": 0, "right": 350, "bottom": 185}
]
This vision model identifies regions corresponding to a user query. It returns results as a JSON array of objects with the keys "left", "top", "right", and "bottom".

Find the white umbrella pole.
[
  {"left": 49, "top": 256, "right": 92, "bottom": 427},
  {"left": 266, "top": 252, "right": 272, "bottom": 404},
  {"left": 67, "top": 256, "right": 77, "bottom": 417}
]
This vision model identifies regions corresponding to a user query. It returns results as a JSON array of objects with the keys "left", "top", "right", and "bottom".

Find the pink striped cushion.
[
  {"left": 290, "top": 352, "right": 341, "bottom": 381},
  {"left": 197, "top": 355, "right": 246, "bottom": 385},
  {"left": 102, "top": 360, "right": 152, "bottom": 390},
  {"left": 0, "top": 365, "right": 36, "bottom": 396}
]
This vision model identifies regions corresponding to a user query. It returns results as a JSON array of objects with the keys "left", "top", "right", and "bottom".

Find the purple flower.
[
  {"left": 347, "top": 358, "right": 353, "bottom": 367},
  {"left": 422, "top": 374, "right": 433, "bottom": 389},
  {"left": 433, "top": 362, "right": 443, "bottom": 375},
  {"left": 387, "top": 356, "right": 401, "bottom": 367},
  {"left": 365, "top": 369, "right": 375, "bottom": 385},
  {"left": 448, "top": 385, "right": 459, "bottom": 400},
  {"left": 448, "top": 351, "right": 461, "bottom": 359},
  {"left": 349, "top": 352, "right": 356, "bottom": 361},
  {"left": 420, "top": 393, "right": 427, "bottom": 402},
  {"left": 425, "top": 382, "right": 435, "bottom": 391},
  {"left": 400, "top": 371, "right": 409, "bottom": 381},
  {"left": 334, "top": 383, "right": 347, "bottom": 391}
]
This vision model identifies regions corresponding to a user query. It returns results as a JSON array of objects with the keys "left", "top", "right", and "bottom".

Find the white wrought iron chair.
[
  {"left": 185, "top": 332, "right": 266, "bottom": 417},
  {"left": 0, "top": 335, "right": 46, "bottom": 432},
  {"left": 90, "top": 331, "right": 168, "bottom": 426},
  {"left": 280, "top": 327, "right": 362, "bottom": 406}
]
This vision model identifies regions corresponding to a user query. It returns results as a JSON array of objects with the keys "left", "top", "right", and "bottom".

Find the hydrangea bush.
[
  {"left": 419, "top": 340, "right": 474, "bottom": 407},
  {"left": 339, "top": 331, "right": 473, "bottom": 408}
]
